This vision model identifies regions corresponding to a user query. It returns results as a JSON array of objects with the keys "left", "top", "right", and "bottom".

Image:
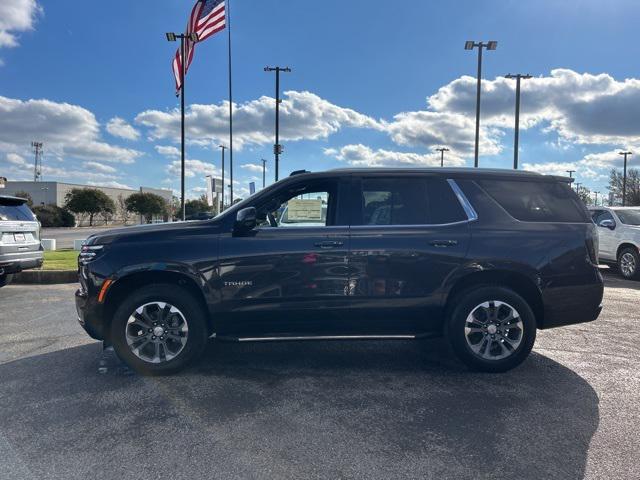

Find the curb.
[{"left": 13, "top": 270, "right": 77, "bottom": 285}]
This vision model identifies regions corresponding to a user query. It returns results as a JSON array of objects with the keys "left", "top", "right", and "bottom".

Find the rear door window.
[
  {"left": 476, "top": 180, "right": 588, "bottom": 223},
  {"left": 355, "top": 177, "right": 467, "bottom": 226}
]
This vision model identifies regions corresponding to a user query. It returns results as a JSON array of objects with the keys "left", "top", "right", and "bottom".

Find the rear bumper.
[
  {"left": 0, "top": 249, "right": 44, "bottom": 274},
  {"left": 540, "top": 269, "right": 604, "bottom": 329}
]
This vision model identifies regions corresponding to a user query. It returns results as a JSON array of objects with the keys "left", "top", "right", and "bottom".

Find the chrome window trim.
[{"left": 447, "top": 179, "right": 478, "bottom": 221}]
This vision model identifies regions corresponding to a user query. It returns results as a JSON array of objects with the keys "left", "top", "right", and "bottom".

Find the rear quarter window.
[{"left": 476, "top": 179, "right": 589, "bottom": 223}]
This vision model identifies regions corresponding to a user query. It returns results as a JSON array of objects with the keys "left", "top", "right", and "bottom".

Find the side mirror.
[
  {"left": 598, "top": 219, "right": 615, "bottom": 230},
  {"left": 234, "top": 207, "right": 257, "bottom": 234}
]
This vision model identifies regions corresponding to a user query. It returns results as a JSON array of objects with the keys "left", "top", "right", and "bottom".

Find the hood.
[{"left": 85, "top": 220, "right": 217, "bottom": 245}]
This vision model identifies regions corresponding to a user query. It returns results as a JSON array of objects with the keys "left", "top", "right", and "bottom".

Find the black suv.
[
  {"left": 0, "top": 195, "right": 43, "bottom": 287},
  {"left": 76, "top": 168, "right": 603, "bottom": 375}
]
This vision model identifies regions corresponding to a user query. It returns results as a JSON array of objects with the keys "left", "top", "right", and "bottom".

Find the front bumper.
[{"left": 76, "top": 268, "right": 109, "bottom": 341}]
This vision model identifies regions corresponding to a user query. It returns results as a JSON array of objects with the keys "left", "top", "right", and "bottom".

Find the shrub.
[{"left": 33, "top": 205, "right": 76, "bottom": 227}]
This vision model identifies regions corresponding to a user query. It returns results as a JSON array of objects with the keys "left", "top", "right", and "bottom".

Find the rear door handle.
[
  {"left": 429, "top": 240, "right": 458, "bottom": 248},
  {"left": 315, "top": 241, "right": 344, "bottom": 249}
]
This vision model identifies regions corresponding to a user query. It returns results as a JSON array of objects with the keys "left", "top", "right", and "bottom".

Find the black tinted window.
[
  {"left": 361, "top": 178, "right": 428, "bottom": 225},
  {"left": 0, "top": 202, "right": 35, "bottom": 221},
  {"left": 477, "top": 180, "right": 588, "bottom": 223},
  {"left": 358, "top": 177, "right": 467, "bottom": 226},
  {"left": 426, "top": 178, "right": 467, "bottom": 224}
]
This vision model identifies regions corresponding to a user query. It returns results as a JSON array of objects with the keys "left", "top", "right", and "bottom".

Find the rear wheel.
[
  {"left": 618, "top": 247, "right": 640, "bottom": 280},
  {"left": 446, "top": 286, "right": 537, "bottom": 373},
  {"left": 0, "top": 274, "right": 14, "bottom": 288},
  {"left": 110, "top": 284, "right": 209, "bottom": 375}
]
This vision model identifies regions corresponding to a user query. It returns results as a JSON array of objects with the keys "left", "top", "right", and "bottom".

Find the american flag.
[{"left": 173, "top": 0, "right": 226, "bottom": 93}]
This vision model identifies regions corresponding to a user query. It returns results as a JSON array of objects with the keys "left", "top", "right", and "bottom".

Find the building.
[{"left": 2, "top": 181, "right": 173, "bottom": 225}]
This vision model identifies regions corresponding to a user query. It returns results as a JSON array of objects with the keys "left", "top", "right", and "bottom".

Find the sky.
[{"left": 2, "top": 0, "right": 640, "bottom": 202}]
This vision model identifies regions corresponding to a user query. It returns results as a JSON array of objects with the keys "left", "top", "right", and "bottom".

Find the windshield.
[{"left": 614, "top": 209, "right": 640, "bottom": 226}]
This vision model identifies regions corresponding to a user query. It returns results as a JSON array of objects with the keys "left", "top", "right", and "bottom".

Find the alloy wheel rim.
[
  {"left": 464, "top": 300, "right": 523, "bottom": 361},
  {"left": 621, "top": 253, "right": 636, "bottom": 277},
  {"left": 125, "top": 302, "right": 189, "bottom": 364}
]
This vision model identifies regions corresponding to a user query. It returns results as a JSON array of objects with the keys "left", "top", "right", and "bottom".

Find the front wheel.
[
  {"left": 446, "top": 286, "right": 537, "bottom": 373},
  {"left": 110, "top": 284, "right": 209, "bottom": 375},
  {"left": 618, "top": 247, "right": 640, "bottom": 280}
]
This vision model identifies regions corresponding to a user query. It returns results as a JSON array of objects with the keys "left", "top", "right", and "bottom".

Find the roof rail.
[{"left": 290, "top": 169, "right": 310, "bottom": 176}]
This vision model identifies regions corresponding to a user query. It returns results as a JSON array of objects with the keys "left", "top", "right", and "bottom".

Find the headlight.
[{"left": 79, "top": 245, "right": 104, "bottom": 265}]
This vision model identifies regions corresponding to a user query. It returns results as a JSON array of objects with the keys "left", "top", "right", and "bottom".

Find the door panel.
[
  {"left": 217, "top": 227, "right": 350, "bottom": 335},
  {"left": 349, "top": 223, "right": 470, "bottom": 333}
]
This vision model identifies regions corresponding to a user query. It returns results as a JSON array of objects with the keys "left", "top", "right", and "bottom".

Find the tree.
[
  {"left": 64, "top": 188, "right": 115, "bottom": 226},
  {"left": 13, "top": 191, "right": 33, "bottom": 207},
  {"left": 125, "top": 192, "right": 167, "bottom": 224},
  {"left": 576, "top": 186, "right": 592, "bottom": 205},
  {"left": 608, "top": 168, "right": 640, "bottom": 206},
  {"left": 185, "top": 195, "right": 211, "bottom": 218},
  {"left": 32, "top": 205, "right": 75, "bottom": 227},
  {"left": 116, "top": 195, "right": 131, "bottom": 225}
]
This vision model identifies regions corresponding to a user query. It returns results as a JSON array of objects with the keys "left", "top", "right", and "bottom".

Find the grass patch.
[{"left": 43, "top": 250, "right": 78, "bottom": 271}]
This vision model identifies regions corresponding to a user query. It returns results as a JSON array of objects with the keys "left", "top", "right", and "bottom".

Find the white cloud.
[
  {"left": 106, "top": 117, "right": 140, "bottom": 141},
  {"left": 166, "top": 159, "right": 219, "bottom": 178},
  {"left": 5, "top": 153, "right": 27, "bottom": 165},
  {"left": 87, "top": 181, "right": 134, "bottom": 190},
  {"left": 83, "top": 161, "right": 117, "bottom": 174},
  {"left": 325, "top": 144, "right": 466, "bottom": 168},
  {"left": 240, "top": 163, "right": 268, "bottom": 173},
  {"left": 0, "top": 96, "right": 142, "bottom": 164},
  {"left": 0, "top": 0, "right": 42, "bottom": 48},
  {"left": 427, "top": 69, "right": 640, "bottom": 146},
  {"left": 155, "top": 145, "right": 180, "bottom": 157},
  {"left": 136, "top": 91, "right": 384, "bottom": 150}
]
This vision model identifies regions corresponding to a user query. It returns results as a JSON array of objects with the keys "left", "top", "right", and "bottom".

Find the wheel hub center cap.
[
  {"left": 153, "top": 326, "right": 164, "bottom": 337},
  {"left": 487, "top": 324, "right": 498, "bottom": 334}
]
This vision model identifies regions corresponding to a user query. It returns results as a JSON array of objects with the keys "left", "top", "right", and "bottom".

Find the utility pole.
[
  {"left": 219, "top": 145, "right": 227, "bottom": 211},
  {"left": 264, "top": 66, "right": 291, "bottom": 181},
  {"left": 464, "top": 40, "right": 497, "bottom": 168},
  {"left": 619, "top": 151, "right": 632, "bottom": 206},
  {"left": 261, "top": 158, "right": 267, "bottom": 189},
  {"left": 594, "top": 191, "right": 600, "bottom": 206},
  {"left": 505, "top": 74, "right": 532, "bottom": 169},
  {"left": 435, "top": 147, "right": 450, "bottom": 167},
  {"left": 31, "top": 142, "right": 43, "bottom": 182}
]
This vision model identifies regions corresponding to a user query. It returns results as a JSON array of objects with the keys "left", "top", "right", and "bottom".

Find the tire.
[
  {"left": 110, "top": 284, "right": 209, "bottom": 375},
  {"left": 446, "top": 286, "right": 537, "bottom": 373},
  {"left": 0, "top": 274, "right": 14, "bottom": 288},
  {"left": 618, "top": 247, "right": 640, "bottom": 280}
]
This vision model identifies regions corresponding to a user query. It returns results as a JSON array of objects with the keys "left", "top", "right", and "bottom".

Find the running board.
[{"left": 216, "top": 333, "right": 436, "bottom": 343}]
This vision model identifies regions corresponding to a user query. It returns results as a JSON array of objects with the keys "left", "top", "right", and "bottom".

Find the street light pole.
[
  {"left": 505, "top": 74, "right": 532, "bottom": 169},
  {"left": 619, "top": 151, "right": 632, "bottom": 206},
  {"left": 219, "top": 145, "right": 227, "bottom": 211},
  {"left": 264, "top": 66, "right": 291, "bottom": 182},
  {"left": 435, "top": 147, "right": 450, "bottom": 167},
  {"left": 465, "top": 40, "right": 497, "bottom": 168},
  {"left": 261, "top": 158, "right": 267, "bottom": 189},
  {"left": 166, "top": 31, "right": 199, "bottom": 221}
]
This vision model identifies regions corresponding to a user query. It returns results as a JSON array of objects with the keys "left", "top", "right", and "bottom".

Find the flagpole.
[
  {"left": 227, "top": 0, "right": 234, "bottom": 205},
  {"left": 181, "top": 34, "right": 186, "bottom": 221}
]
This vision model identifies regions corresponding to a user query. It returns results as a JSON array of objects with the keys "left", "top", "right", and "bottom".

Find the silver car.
[
  {"left": 590, "top": 206, "right": 640, "bottom": 280},
  {"left": 0, "top": 196, "right": 43, "bottom": 287}
]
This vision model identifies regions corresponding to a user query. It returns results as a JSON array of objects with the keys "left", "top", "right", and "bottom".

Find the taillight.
[{"left": 586, "top": 225, "right": 599, "bottom": 266}]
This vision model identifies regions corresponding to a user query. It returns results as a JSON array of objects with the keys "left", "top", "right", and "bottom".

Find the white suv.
[{"left": 589, "top": 206, "right": 640, "bottom": 280}]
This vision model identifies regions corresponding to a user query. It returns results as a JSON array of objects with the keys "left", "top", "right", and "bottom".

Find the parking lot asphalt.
[{"left": 1, "top": 270, "right": 639, "bottom": 480}]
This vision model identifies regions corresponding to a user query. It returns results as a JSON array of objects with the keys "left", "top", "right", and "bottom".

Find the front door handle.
[
  {"left": 315, "top": 241, "right": 344, "bottom": 249},
  {"left": 429, "top": 239, "right": 458, "bottom": 248}
]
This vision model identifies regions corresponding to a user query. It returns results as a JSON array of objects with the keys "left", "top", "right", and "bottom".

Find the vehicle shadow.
[
  {"left": 0, "top": 340, "right": 598, "bottom": 480},
  {"left": 600, "top": 267, "right": 640, "bottom": 290}
]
